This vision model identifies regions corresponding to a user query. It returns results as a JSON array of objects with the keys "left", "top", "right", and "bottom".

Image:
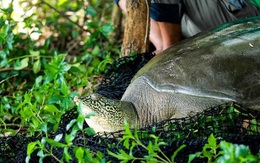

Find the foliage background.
[{"left": 0, "top": 0, "right": 121, "bottom": 136}]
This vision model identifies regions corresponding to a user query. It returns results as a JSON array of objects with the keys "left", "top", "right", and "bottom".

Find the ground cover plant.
[
  {"left": 0, "top": 1, "right": 260, "bottom": 162},
  {"left": 0, "top": 0, "right": 117, "bottom": 137}
]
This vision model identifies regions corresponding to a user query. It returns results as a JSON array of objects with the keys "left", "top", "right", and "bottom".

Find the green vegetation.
[
  {"left": 108, "top": 122, "right": 186, "bottom": 163},
  {"left": 0, "top": 1, "right": 259, "bottom": 162},
  {"left": 0, "top": 0, "right": 118, "bottom": 137},
  {"left": 26, "top": 104, "right": 101, "bottom": 163},
  {"left": 26, "top": 118, "right": 260, "bottom": 162},
  {"left": 189, "top": 134, "right": 260, "bottom": 163}
]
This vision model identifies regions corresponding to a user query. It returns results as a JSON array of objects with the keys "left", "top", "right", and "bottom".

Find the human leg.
[
  {"left": 118, "top": 0, "right": 126, "bottom": 13},
  {"left": 158, "top": 22, "right": 182, "bottom": 51},
  {"left": 150, "top": 19, "right": 182, "bottom": 54},
  {"left": 115, "top": 0, "right": 183, "bottom": 54},
  {"left": 150, "top": 2, "right": 183, "bottom": 53},
  {"left": 150, "top": 19, "right": 163, "bottom": 54}
]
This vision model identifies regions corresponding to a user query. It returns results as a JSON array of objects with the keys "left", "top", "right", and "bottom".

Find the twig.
[
  {"left": 144, "top": 0, "right": 150, "bottom": 44},
  {"left": 39, "top": 0, "right": 90, "bottom": 33},
  {"left": 14, "top": 125, "right": 23, "bottom": 136},
  {"left": 0, "top": 74, "right": 18, "bottom": 85},
  {"left": 0, "top": 67, "right": 33, "bottom": 73}
]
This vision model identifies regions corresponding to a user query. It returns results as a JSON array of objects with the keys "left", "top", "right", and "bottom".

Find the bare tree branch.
[{"left": 39, "top": 0, "right": 90, "bottom": 33}]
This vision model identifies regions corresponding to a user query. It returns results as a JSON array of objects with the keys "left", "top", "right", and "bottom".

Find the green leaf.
[
  {"left": 218, "top": 141, "right": 258, "bottom": 162},
  {"left": 14, "top": 58, "right": 29, "bottom": 70},
  {"left": 234, "top": 144, "right": 250, "bottom": 158},
  {"left": 0, "top": 24, "right": 9, "bottom": 39},
  {"left": 129, "top": 141, "right": 136, "bottom": 156},
  {"left": 30, "top": 50, "right": 40, "bottom": 56},
  {"left": 101, "top": 24, "right": 113, "bottom": 34},
  {"left": 147, "top": 141, "right": 156, "bottom": 155},
  {"left": 48, "top": 95, "right": 62, "bottom": 104},
  {"left": 54, "top": 134, "right": 63, "bottom": 142},
  {"left": 24, "top": 92, "right": 32, "bottom": 103},
  {"left": 144, "top": 155, "right": 158, "bottom": 162},
  {"left": 208, "top": 133, "right": 217, "bottom": 149},
  {"left": 66, "top": 119, "right": 77, "bottom": 131},
  {"left": 124, "top": 121, "right": 133, "bottom": 137},
  {"left": 85, "top": 112, "right": 98, "bottom": 118},
  {"left": 25, "top": 156, "right": 31, "bottom": 163},
  {"left": 108, "top": 149, "right": 134, "bottom": 161},
  {"left": 58, "top": 0, "right": 68, "bottom": 6},
  {"left": 44, "top": 138, "right": 67, "bottom": 147},
  {"left": 63, "top": 147, "right": 72, "bottom": 162},
  {"left": 171, "top": 144, "right": 186, "bottom": 162},
  {"left": 44, "top": 104, "right": 59, "bottom": 113},
  {"left": 84, "top": 127, "right": 96, "bottom": 136},
  {"left": 75, "top": 147, "right": 84, "bottom": 163},
  {"left": 33, "top": 59, "right": 41, "bottom": 74},
  {"left": 39, "top": 122, "right": 48, "bottom": 134},
  {"left": 60, "top": 63, "right": 71, "bottom": 73},
  {"left": 37, "top": 150, "right": 45, "bottom": 158},
  {"left": 35, "top": 76, "right": 43, "bottom": 87},
  {"left": 27, "top": 141, "right": 39, "bottom": 155},
  {"left": 96, "top": 151, "right": 105, "bottom": 162},
  {"left": 76, "top": 114, "right": 85, "bottom": 130},
  {"left": 71, "top": 125, "right": 80, "bottom": 136},
  {"left": 6, "top": 33, "right": 14, "bottom": 50},
  {"left": 61, "top": 97, "right": 70, "bottom": 110},
  {"left": 92, "top": 45, "right": 100, "bottom": 56},
  {"left": 123, "top": 136, "right": 130, "bottom": 149},
  {"left": 65, "top": 134, "right": 75, "bottom": 145},
  {"left": 86, "top": 6, "right": 97, "bottom": 16},
  {"left": 188, "top": 152, "right": 201, "bottom": 163},
  {"left": 202, "top": 144, "right": 214, "bottom": 159},
  {"left": 44, "top": 64, "right": 58, "bottom": 82},
  {"left": 33, "top": 91, "right": 43, "bottom": 103},
  {"left": 85, "top": 21, "right": 98, "bottom": 28},
  {"left": 60, "top": 79, "right": 69, "bottom": 95},
  {"left": 72, "top": 30, "right": 79, "bottom": 39},
  {"left": 84, "top": 148, "right": 93, "bottom": 161},
  {"left": 202, "top": 134, "right": 217, "bottom": 161}
]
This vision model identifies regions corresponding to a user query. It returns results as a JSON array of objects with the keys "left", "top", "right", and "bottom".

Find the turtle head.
[{"left": 74, "top": 93, "right": 139, "bottom": 132}]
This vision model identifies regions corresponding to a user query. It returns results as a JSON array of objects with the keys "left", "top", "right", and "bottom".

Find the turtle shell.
[{"left": 121, "top": 17, "right": 260, "bottom": 127}]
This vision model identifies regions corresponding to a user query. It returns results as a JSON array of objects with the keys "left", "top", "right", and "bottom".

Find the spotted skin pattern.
[{"left": 74, "top": 93, "right": 138, "bottom": 132}]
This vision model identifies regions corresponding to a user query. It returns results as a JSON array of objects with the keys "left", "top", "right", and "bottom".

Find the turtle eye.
[{"left": 90, "top": 94, "right": 98, "bottom": 100}]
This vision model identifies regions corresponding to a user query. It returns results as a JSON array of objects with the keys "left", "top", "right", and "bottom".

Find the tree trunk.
[{"left": 121, "top": 0, "right": 150, "bottom": 57}]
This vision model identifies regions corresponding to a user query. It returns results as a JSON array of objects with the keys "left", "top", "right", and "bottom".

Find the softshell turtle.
[{"left": 74, "top": 17, "right": 260, "bottom": 132}]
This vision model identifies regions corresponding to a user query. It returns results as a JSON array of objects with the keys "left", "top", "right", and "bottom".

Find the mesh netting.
[
  {"left": 4, "top": 103, "right": 260, "bottom": 162},
  {"left": 1, "top": 53, "right": 260, "bottom": 162},
  {"left": 94, "top": 52, "right": 155, "bottom": 99}
]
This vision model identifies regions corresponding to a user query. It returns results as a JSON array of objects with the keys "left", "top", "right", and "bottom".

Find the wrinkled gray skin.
[{"left": 75, "top": 17, "right": 260, "bottom": 132}]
